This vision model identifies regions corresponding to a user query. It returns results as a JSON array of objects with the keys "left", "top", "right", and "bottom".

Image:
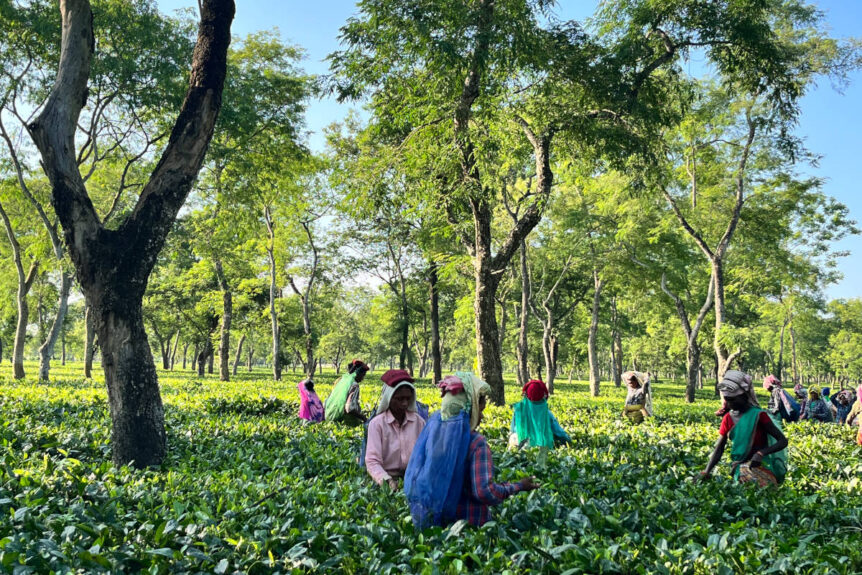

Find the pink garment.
[
  {"left": 437, "top": 375, "right": 464, "bottom": 396},
  {"left": 298, "top": 380, "right": 324, "bottom": 423},
  {"left": 365, "top": 410, "right": 426, "bottom": 485},
  {"left": 763, "top": 375, "right": 780, "bottom": 390}
]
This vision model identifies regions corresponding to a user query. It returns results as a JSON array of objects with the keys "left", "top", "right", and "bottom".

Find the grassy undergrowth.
[{"left": 1, "top": 362, "right": 860, "bottom": 574}]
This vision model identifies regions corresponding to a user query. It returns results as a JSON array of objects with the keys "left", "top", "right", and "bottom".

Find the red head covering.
[
  {"left": 522, "top": 379, "right": 549, "bottom": 402},
  {"left": 381, "top": 369, "right": 414, "bottom": 387}
]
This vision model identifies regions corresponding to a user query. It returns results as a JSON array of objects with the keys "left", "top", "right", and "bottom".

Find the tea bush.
[{"left": 1, "top": 364, "right": 860, "bottom": 574}]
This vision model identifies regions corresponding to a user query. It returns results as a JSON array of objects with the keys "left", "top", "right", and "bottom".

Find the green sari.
[
  {"left": 728, "top": 408, "right": 787, "bottom": 484},
  {"left": 324, "top": 372, "right": 357, "bottom": 422}
]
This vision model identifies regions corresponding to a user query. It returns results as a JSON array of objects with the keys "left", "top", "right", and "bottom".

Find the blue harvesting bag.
[{"left": 404, "top": 410, "right": 471, "bottom": 530}]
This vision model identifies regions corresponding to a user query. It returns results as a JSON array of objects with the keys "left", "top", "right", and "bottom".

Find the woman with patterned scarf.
[
  {"left": 800, "top": 386, "right": 834, "bottom": 423},
  {"left": 700, "top": 370, "right": 788, "bottom": 486},
  {"left": 508, "top": 379, "right": 571, "bottom": 450},
  {"left": 621, "top": 371, "right": 653, "bottom": 424},
  {"left": 404, "top": 372, "right": 540, "bottom": 529}
]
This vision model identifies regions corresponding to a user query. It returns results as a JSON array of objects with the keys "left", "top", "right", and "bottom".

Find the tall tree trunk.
[
  {"left": 497, "top": 296, "right": 507, "bottom": 355},
  {"left": 790, "top": 325, "right": 799, "bottom": 384},
  {"left": 475, "top": 261, "right": 504, "bottom": 406},
  {"left": 399, "top": 291, "right": 410, "bottom": 372},
  {"left": 182, "top": 342, "right": 189, "bottom": 370},
  {"left": 93, "top": 296, "right": 166, "bottom": 467},
  {"left": 448, "top": 0, "right": 552, "bottom": 405},
  {"left": 428, "top": 259, "right": 442, "bottom": 384},
  {"left": 232, "top": 333, "right": 245, "bottom": 376},
  {"left": 541, "top": 325, "right": 553, "bottom": 390},
  {"left": 38, "top": 271, "right": 72, "bottom": 380},
  {"left": 588, "top": 270, "right": 603, "bottom": 396},
  {"left": 159, "top": 332, "right": 171, "bottom": 369},
  {"left": 27, "top": 0, "right": 235, "bottom": 467},
  {"left": 197, "top": 341, "right": 212, "bottom": 377},
  {"left": 776, "top": 317, "right": 789, "bottom": 381},
  {"left": 170, "top": 331, "right": 180, "bottom": 370},
  {"left": 712, "top": 258, "right": 738, "bottom": 380},
  {"left": 661, "top": 273, "right": 713, "bottom": 403},
  {"left": 207, "top": 351, "right": 214, "bottom": 374},
  {"left": 686, "top": 343, "right": 702, "bottom": 402},
  {"left": 612, "top": 331, "right": 623, "bottom": 387},
  {"left": 0, "top": 201, "right": 38, "bottom": 380},
  {"left": 214, "top": 258, "right": 232, "bottom": 382},
  {"left": 61, "top": 328, "right": 66, "bottom": 365},
  {"left": 218, "top": 289, "right": 231, "bottom": 381},
  {"left": 611, "top": 297, "right": 622, "bottom": 387},
  {"left": 191, "top": 344, "right": 198, "bottom": 372},
  {"left": 516, "top": 240, "right": 530, "bottom": 387},
  {"left": 247, "top": 345, "right": 254, "bottom": 372},
  {"left": 264, "top": 206, "right": 281, "bottom": 381},
  {"left": 288, "top": 221, "right": 320, "bottom": 378}
]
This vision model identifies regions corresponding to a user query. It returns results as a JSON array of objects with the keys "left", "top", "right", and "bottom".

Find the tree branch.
[
  {"left": 716, "top": 109, "right": 757, "bottom": 259},
  {"left": 660, "top": 185, "right": 715, "bottom": 260}
]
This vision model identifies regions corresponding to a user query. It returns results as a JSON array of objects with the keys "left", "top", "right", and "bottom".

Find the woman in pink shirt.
[{"left": 365, "top": 369, "right": 426, "bottom": 489}]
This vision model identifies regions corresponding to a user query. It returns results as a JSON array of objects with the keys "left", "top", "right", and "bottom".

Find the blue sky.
[{"left": 158, "top": 0, "right": 862, "bottom": 300}]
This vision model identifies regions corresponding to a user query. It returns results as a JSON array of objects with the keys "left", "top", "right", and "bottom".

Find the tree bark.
[
  {"left": 612, "top": 330, "right": 623, "bottom": 388},
  {"left": 232, "top": 333, "right": 245, "bottom": 376},
  {"left": 214, "top": 258, "right": 232, "bottom": 382},
  {"left": 399, "top": 288, "right": 410, "bottom": 372},
  {"left": 588, "top": 269, "right": 603, "bottom": 396},
  {"left": 475, "top": 260, "right": 505, "bottom": 405},
  {"left": 197, "top": 339, "right": 213, "bottom": 377},
  {"left": 428, "top": 259, "right": 442, "bottom": 384},
  {"left": 264, "top": 205, "right": 281, "bottom": 380},
  {"left": 712, "top": 258, "right": 739, "bottom": 380},
  {"left": 169, "top": 331, "right": 180, "bottom": 370},
  {"left": 0, "top": 199, "right": 39, "bottom": 380},
  {"left": 516, "top": 240, "right": 530, "bottom": 387},
  {"left": 776, "top": 316, "right": 789, "bottom": 381},
  {"left": 611, "top": 297, "right": 622, "bottom": 388},
  {"left": 38, "top": 270, "right": 72, "bottom": 380},
  {"left": 94, "top": 299, "right": 166, "bottom": 467},
  {"left": 790, "top": 325, "right": 799, "bottom": 384}
]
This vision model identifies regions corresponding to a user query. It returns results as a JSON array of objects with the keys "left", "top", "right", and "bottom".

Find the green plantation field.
[{"left": 1, "top": 364, "right": 860, "bottom": 574}]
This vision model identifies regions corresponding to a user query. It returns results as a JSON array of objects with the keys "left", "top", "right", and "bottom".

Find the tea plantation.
[{"left": 1, "top": 364, "right": 860, "bottom": 574}]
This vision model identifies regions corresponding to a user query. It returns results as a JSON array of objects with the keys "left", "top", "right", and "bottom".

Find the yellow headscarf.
[{"left": 439, "top": 372, "right": 491, "bottom": 430}]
